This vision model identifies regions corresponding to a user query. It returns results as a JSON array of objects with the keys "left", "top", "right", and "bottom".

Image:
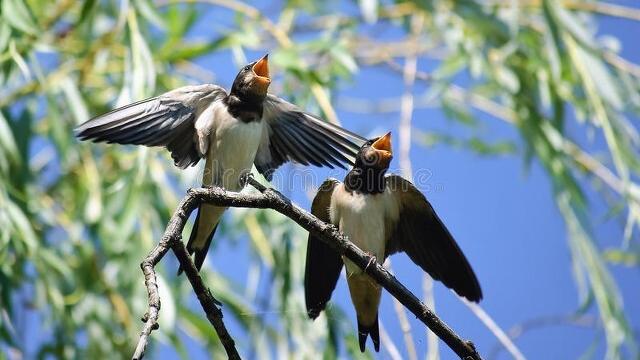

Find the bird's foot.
[
  {"left": 240, "top": 172, "right": 255, "bottom": 188},
  {"left": 364, "top": 254, "right": 377, "bottom": 272}
]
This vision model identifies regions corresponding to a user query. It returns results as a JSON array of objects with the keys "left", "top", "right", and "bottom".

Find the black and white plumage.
[
  {"left": 304, "top": 132, "right": 482, "bottom": 353},
  {"left": 75, "top": 54, "right": 367, "bottom": 271}
]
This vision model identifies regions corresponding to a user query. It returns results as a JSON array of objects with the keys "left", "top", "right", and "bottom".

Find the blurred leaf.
[
  {"left": 603, "top": 249, "right": 640, "bottom": 267},
  {"left": 133, "top": 0, "right": 165, "bottom": 29},
  {"left": 416, "top": 131, "right": 516, "bottom": 156},
  {"left": 37, "top": 248, "right": 73, "bottom": 281},
  {"left": 574, "top": 45, "right": 623, "bottom": 110},
  {"left": 555, "top": 5, "right": 596, "bottom": 50},
  {"left": 157, "top": 274, "right": 177, "bottom": 330},
  {"left": 558, "top": 192, "right": 634, "bottom": 357},
  {"left": 8, "top": 40, "right": 30, "bottom": 80},
  {"left": 78, "top": 0, "right": 97, "bottom": 25},
  {"left": 5, "top": 201, "right": 36, "bottom": 251},
  {"left": 165, "top": 3, "right": 198, "bottom": 38},
  {"left": 0, "top": 0, "right": 639, "bottom": 358},
  {"left": 432, "top": 54, "right": 467, "bottom": 80},
  {"left": 358, "top": 0, "right": 378, "bottom": 24},
  {"left": 179, "top": 307, "right": 222, "bottom": 344},
  {"left": 1, "top": 0, "right": 38, "bottom": 35},
  {"left": 495, "top": 65, "right": 520, "bottom": 93},
  {"left": 0, "top": 112, "right": 19, "bottom": 167},
  {"left": 273, "top": 48, "right": 307, "bottom": 74},
  {"left": 159, "top": 38, "right": 229, "bottom": 63},
  {"left": 467, "top": 138, "right": 516, "bottom": 155},
  {"left": 330, "top": 46, "right": 358, "bottom": 75},
  {"left": 344, "top": 333, "right": 373, "bottom": 359},
  {"left": 0, "top": 23, "right": 11, "bottom": 54},
  {"left": 126, "top": 11, "right": 156, "bottom": 101},
  {"left": 441, "top": 95, "right": 477, "bottom": 126},
  {"left": 244, "top": 214, "right": 275, "bottom": 268},
  {"left": 59, "top": 76, "right": 90, "bottom": 125}
]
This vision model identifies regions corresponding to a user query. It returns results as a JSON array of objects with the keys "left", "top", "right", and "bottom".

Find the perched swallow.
[
  {"left": 304, "top": 132, "right": 482, "bottom": 352},
  {"left": 75, "top": 54, "right": 366, "bottom": 271}
]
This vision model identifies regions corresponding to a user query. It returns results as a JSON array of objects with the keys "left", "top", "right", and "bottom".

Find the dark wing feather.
[
  {"left": 74, "top": 84, "right": 227, "bottom": 169},
  {"left": 385, "top": 175, "right": 483, "bottom": 302},
  {"left": 255, "top": 95, "right": 367, "bottom": 180},
  {"left": 304, "top": 179, "right": 344, "bottom": 319}
]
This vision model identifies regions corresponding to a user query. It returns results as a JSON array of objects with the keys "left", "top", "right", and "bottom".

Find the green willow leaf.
[
  {"left": 133, "top": 0, "right": 165, "bottom": 29},
  {"left": 0, "top": 0, "right": 638, "bottom": 358},
  {"left": 603, "top": 249, "right": 640, "bottom": 267},
  {"left": 1, "top": 0, "right": 38, "bottom": 35},
  {"left": 558, "top": 193, "right": 635, "bottom": 358},
  {"left": 78, "top": 0, "right": 97, "bottom": 25},
  {"left": 0, "top": 23, "right": 11, "bottom": 54},
  {"left": 5, "top": 201, "right": 36, "bottom": 251},
  {"left": 0, "top": 112, "right": 19, "bottom": 167},
  {"left": 574, "top": 45, "right": 623, "bottom": 110}
]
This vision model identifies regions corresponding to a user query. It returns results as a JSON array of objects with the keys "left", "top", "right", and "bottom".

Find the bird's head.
[
  {"left": 230, "top": 54, "right": 271, "bottom": 102},
  {"left": 356, "top": 132, "right": 393, "bottom": 171},
  {"left": 345, "top": 132, "right": 393, "bottom": 193}
]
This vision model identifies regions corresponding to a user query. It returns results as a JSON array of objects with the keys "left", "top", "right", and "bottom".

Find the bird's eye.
[
  {"left": 244, "top": 65, "right": 251, "bottom": 71},
  {"left": 364, "top": 153, "right": 375, "bottom": 164}
]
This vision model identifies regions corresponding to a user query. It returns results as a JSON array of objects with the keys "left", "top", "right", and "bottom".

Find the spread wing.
[
  {"left": 304, "top": 178, "right": 343, "bottom": 319},
  {"left": 255, "top": 95, "right": 367, "bottom": 180},
  {"left": 385, "top": 175, "right": 483, "bottom": 302},
  {"left": 74, "top": 84, "right": 227, "bottom": 169}
]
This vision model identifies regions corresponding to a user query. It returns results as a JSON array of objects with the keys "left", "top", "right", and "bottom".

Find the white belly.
[
  {"left": 201, "top": 105, "right": 263, "bottom": 191},
  {"left": 188, "top": 101, "right": 264, "bottom": 254},
  {"left": 330, "top": 184, "right": 399, "bottom": 275}
]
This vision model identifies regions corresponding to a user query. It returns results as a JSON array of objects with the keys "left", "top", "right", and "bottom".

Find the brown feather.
[
  {"left": 385, "top": 175, "right": 483, "bottom": 302},
  {"left": 304, "top": 179, "right": 344, "bottom": 319}
]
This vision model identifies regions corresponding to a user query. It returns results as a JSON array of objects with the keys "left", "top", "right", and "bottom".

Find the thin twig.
[
  {"left": 463, "top": 301, "right": 526, "bottom": 360},
  {"left": 132, "top": 195, "right": 240, "bottom": 360},
  {"left": 388, "top": 260, "right": 419, "bottom": 360},
  {"left": 172, "top": 234, "right": 241, "bottom": 358},
  {"left": 380, "top": 320, "right": 404, "bottom": 360},
  {"left": 132, "top": 238, "right": 171, "bottom": 360},
  {"left": 424, "top": 275, "right": 439, "bottom": 360},
  {"left": 134, "top": 179, "right": 483, "bottom": 359}
]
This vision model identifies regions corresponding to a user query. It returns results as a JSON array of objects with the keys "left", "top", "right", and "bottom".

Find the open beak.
[
  {"left": 252, "top": 54, "right": 271, "bottom": 85},
  {"left": 371, "top": 132, "right": 393, "bottom": 166}
]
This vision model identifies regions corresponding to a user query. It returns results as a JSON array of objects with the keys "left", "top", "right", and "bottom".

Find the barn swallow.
[
  {"left": 304, "top": 132, "right": 482, "bottom": 352},
  {"left": 75, "top": 54, "right": 367, "bottom": 271}
]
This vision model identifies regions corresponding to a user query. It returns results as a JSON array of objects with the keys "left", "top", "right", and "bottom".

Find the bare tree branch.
[
  {"left": 132, "top": 178, "right": 483, "bottom": 359},
  {"left": 132, "top": 195, "right": 240, "bottom": 360}
]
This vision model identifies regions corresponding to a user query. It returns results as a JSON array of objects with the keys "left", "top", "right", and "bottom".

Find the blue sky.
[{"left": 153, "top": 1, "right": 640, "bottom": 359}]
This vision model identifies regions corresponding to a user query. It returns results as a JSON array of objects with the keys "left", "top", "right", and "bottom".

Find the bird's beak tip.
[
  {"left": 372, "top": 132, "right": 392, "bottom": 153},
  {"left": 252, "top": 55, "right": 270, "bottom": 80}
]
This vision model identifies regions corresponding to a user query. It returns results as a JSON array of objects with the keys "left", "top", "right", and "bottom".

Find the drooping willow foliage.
[{"left": 1, "top": 0, "right": 638, "bottom": 358}]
